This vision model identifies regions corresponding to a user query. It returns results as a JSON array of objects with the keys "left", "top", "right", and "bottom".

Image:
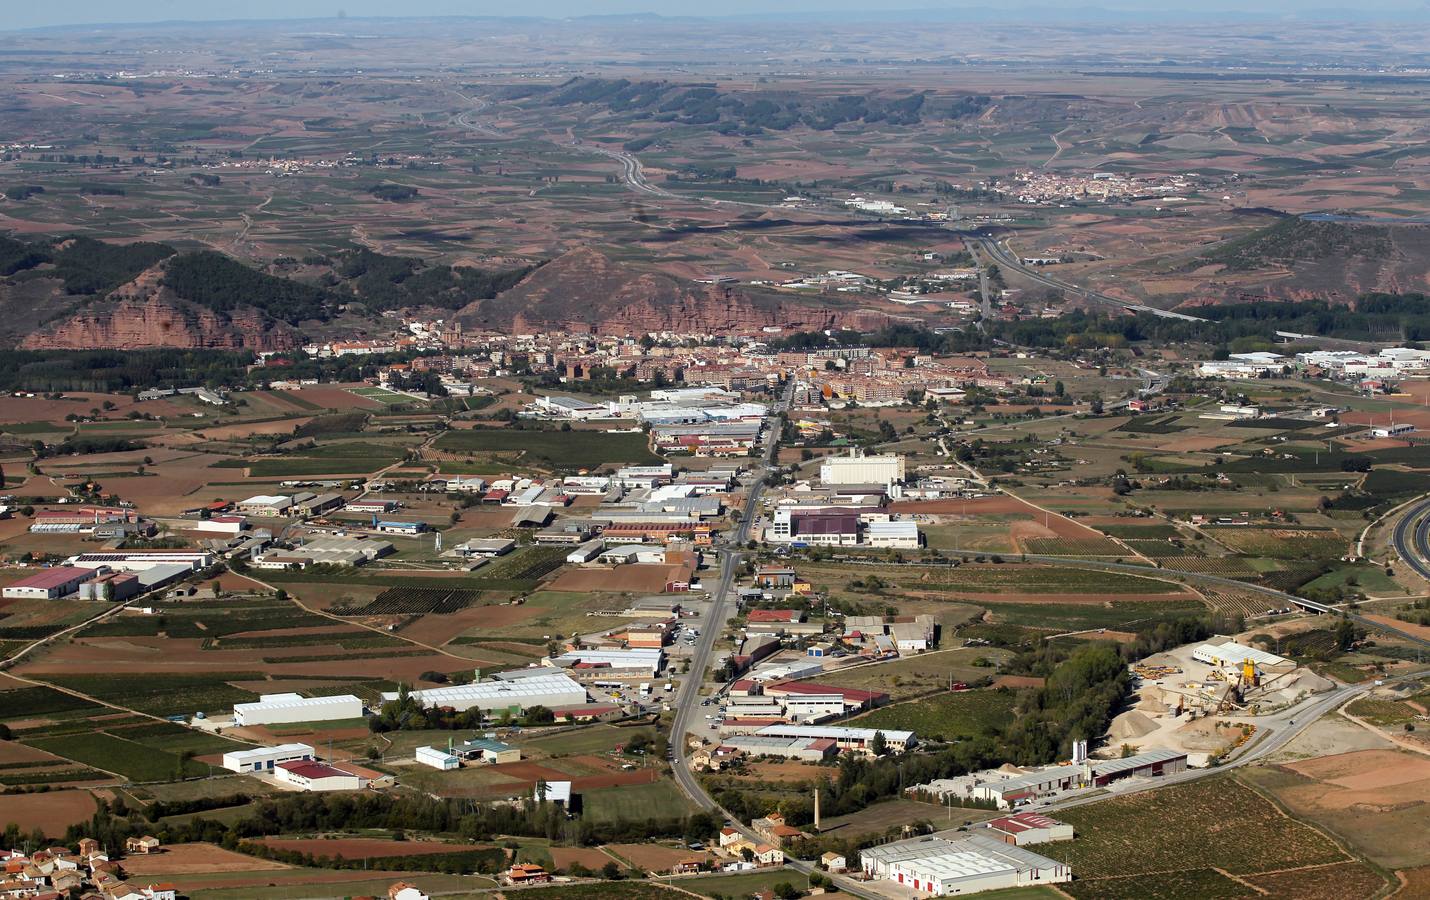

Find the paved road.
[
  {"left": 670, "top": 380, "right": 792, "bottom": 807},
  {"left": 581, "top": 143, "right": 678, "bottom": 199},
  {"left": 662, "top": 382, "right": 891, "bottom": 899},
  {"left": 965, "top": 234, "right": 1207, "bottom": 322},
  {"left": 1392, "top": 496, "right": 1430, "bottom": 583},
  {"left": 1006, "top": 673, "right": 1393, "bottom": 821}
]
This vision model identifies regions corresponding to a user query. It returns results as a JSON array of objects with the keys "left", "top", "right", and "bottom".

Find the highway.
[
  {"left": 581, "top": 143, "right": 678, "bottom": 199},
  {"left": 1392, "top": 495, "right": 1430, "bottom": 583},
  {"left": 965, "top": 234, "right": 1207, "bottom": 322}
]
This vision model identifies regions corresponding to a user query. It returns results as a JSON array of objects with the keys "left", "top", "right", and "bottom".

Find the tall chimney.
[{"left": 814, "top": 788, "right": 821, "bottom": 832}]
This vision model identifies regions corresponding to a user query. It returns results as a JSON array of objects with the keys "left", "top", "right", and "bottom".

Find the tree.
[
  {"left": 524, "top": 705, "right": 555, "bottom": 725},
  {"left": 1333, "top": 615, "right": 1357, "bottom": 651},
  {"left": 870, "top": 730, "right": 889, "bottom": 757},
  {"left": 601, "top": 861, "right": 624, "bottom": 880},
  {"left": 773, "top": 882, "right": 800, "bottom": 900}
]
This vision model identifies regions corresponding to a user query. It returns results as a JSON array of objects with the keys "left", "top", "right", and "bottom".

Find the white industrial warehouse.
[
  {"left": 222, "top": 743, "right": 316, "bottom": 773},
  {"left": 232, "top": 693, "right": 364, "bottom": 726},
  {"left": 819, "top": 449, "right": 906, "bottom": 488},
  {"left": 380, "top": 673, "right": 587, "bottom": 714},
  {"left": 861, "top": 832, "right": 1070, "bottom": 895}
]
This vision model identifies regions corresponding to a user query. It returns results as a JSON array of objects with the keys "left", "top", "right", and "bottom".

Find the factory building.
[
  {"left": 986, "top": 813, "right": 1074, "bottom": 846},
  {"left": 1191, "top": 641, "right": 1291, "bottom": 673},
  {"left": 2, "top": 566, "right": 97, "bottom": 599},
  {"left": 222, "top": 743, "right": 316, "bottom": 773},
  {"left": 820, "top": 450, "right": 906, "bottom": 488},
  {"left": 233, "top": 693, "right": 364, "bottom": 727},
  {"left": 548, "top": 647, "right": 664, "bottom": 678},
  {"left": 237, "top": 495, "right": 294, "bottom": 517},
  {"left": 380, "top": 673, "right": 588, "bottom": 714},
  {"left": 66, "top": 551, "right": 214, "bottom": 572},
  {"left": 455, "top": 738, "right": 521, "bottom": 764},
  {"left": 866, "top": 520, "right": 921, "bottom": 549},
  {"left": 751, "top": 724, "right": 916, "bottom": 755},
  {"left": 720, "top": 734, "right": 840, "bottom": 762},
  {"left": 274, "top": 760, "right": 365, "bottom": 791},
  {"left": 77, "top": 572, "right": 141, "bottom": 602},
  {"left": 862, "top": 833, "right": 1070, "bottom": 896}
]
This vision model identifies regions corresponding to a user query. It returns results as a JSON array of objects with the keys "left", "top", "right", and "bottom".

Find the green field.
[
  {"left": 813, "top": 648, "right": 1013, "bottom": 700},
  {"left": 0, "top": 685, "right": 106, "bottom": 719},
  {"left": 988, "top": 599, "right": 1206, "bottom": 632},
  {"left": 580, "top": 780, "right": 696, "bottom": 823},
  {"left": 802, "top": 562, "right": 1187, "bottom": 596},
  {"left": 435, "top": 428, "right": 662, "bottom": 470},
  {"left": 26, "top": 731, "right": 211, "bottom": 782},
  {"left": 350, "top": 387, "right": 411, "bottom": 406},
  {"left": 39, "top": 672, "right": 261, "bottom": 717},
  {"left": 851, "top": 689, "right": 1016, "bottom": 741}
]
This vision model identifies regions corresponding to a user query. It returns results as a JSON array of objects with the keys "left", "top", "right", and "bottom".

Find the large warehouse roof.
[
  {"left": 1090, "top": 748, "right": 1185, "bottom": 779},
  {"left": 381, "top": 673, "right": 586, "bottom": 707},
  {"left": 235, "top": 693, "right": 361, "bottom": 713},
  {"left": 755, "top": 724, "right": 915, "bottom": 744}
]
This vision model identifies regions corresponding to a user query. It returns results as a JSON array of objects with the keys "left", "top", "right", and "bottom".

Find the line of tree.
[{"left": 10, "top": 788, "right": 723, "bottom": 863}]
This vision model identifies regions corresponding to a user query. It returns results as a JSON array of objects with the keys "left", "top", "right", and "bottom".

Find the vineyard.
[
  {"left": 1200, "top": 588, "right": 1280, "bottom": 619},
  {"left": 1039, "top": 778, "right": 1360, "bottom": 899},
  {"left": 345, "top": 587, "right": 485, "bottom": 615},
  {"left": 1115, "top": 414, "right": 1189, "bottom": 434},
  {"left": 1203, "top": 527, "right": 1347, "bottom": 560},
  {"left": 1122, "top": 539, "right": 1202, "bottom": 559},
  {"left": 476, "top": 546, "right": 569, "bottom": 583},
  {"left": 1279, "top": 628, "right": 1338, "bottom": 658},
  {"left": 1156, "top": 557, "right": 1259, "bottom": 578},
  {"left": 1021, "top": 536, "right": 1127, "bottom": 556}
]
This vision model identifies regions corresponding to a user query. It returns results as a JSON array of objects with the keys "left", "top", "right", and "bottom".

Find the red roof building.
[{"left": 1, "top": 567, "right": 97, "bottom": 600}]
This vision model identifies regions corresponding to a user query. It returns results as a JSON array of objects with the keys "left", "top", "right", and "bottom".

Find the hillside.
[
  {"left": 20, "top": 261, "right": 304, "bottom": 352},
  {"left": 511, "top": 77, "right": 992, "bottom": 135},
  {"left": 457, "top": 246, "right": 903, "bottom": 335},
  {"left": 1177, "top": 218, "right": 1430, "bottom": 304},
  {"left": 0, "top": 234, "right": 547, "bottom": 349}
]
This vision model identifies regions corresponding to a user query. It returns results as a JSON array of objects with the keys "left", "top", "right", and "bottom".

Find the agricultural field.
[
  {"left": 434, "top": 428, "right": 662, "bottom": 470},
  {"left": 581, "top": 779, "right": 697, "bottom": 823},
  {"left": 1202, "top": 527, "right": 1348, "bottom": 560},
  {"left": 24, "top": 729, "right": 217, "bottom": 782},
  {"left": 799, "top": 561, "right": 1192, "bottom": 598},
  {"left": 811, "top": 648, "right": 1014, "bottom": 700},
  {"left": 1238, "top": 749, "right": 1430, "bottom": 872},
  {"left": 31, "top": 672, "right": 261, "bottom": 717},
  {"left": 985, "top": 598, "right": 1207, "bottom": 633},
  {"left": 849, "top": 688, "right": 1017, "bottom": 741},
  {"left": 1037, "top": 777, "right": 1386, "bottom": 899}
]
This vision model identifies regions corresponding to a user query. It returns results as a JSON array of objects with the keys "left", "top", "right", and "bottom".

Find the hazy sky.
[{"left": 6, "top": 0, "right": 1427, "bottom": 29}]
